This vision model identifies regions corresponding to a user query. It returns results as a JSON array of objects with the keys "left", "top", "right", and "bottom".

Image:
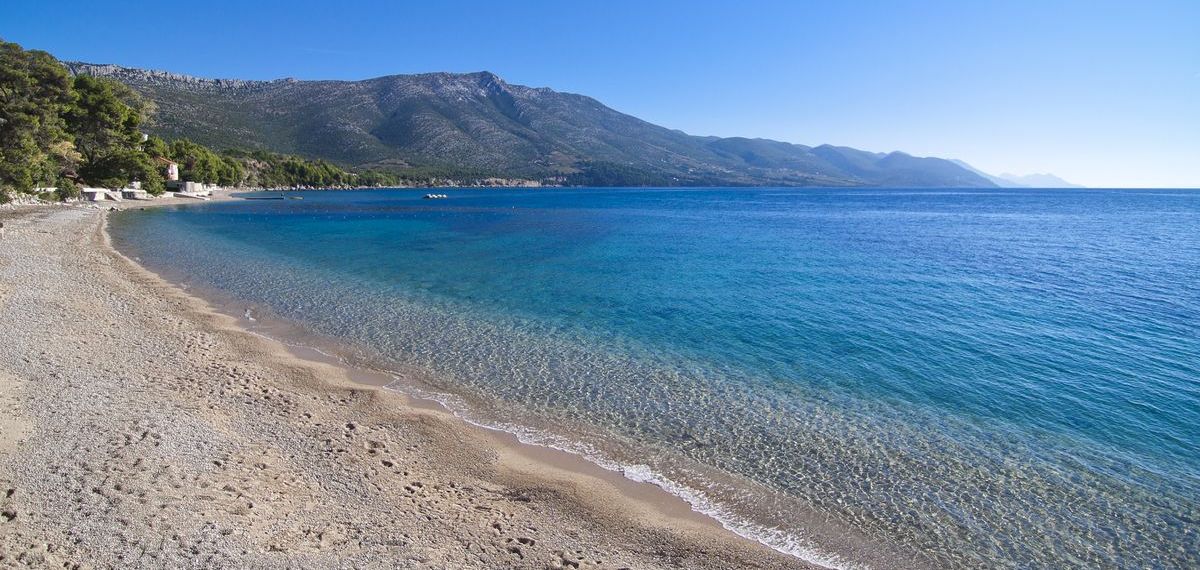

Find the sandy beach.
[{"left": 0, "top": 199, "right": 811, "bottom": 568}]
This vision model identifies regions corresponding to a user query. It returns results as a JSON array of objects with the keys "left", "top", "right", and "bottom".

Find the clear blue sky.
[{"left": 3, "top": 0, "right": 1197, "bottom": 187}]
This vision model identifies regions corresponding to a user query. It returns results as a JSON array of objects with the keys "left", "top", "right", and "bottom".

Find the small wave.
[
  {"left": 379, "top": 378, "right": 861, "bottom": 570},
  {"left": 235, "top": 319, "right": 860, "bottom": 567}
]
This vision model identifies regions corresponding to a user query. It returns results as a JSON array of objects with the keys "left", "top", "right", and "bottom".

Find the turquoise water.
[{"left": 110, "top": 188, "right": 1199, "bottom": 568}]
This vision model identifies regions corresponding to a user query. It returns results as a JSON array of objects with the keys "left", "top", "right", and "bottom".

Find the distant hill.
[
  {"left": 951, "top": 160, "right": 1083, "bottom": 189},
  {"left": 66, "top": 62, "right": 995, "bottom": 188},
  {"left": 997, "top": 172, "right": 1085, "bottom": 188},
  {"left": 950, "top": 160, "right": 1019, "bottom": 187}
]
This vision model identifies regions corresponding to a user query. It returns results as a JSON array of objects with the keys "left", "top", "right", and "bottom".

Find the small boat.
[{"left": 423, "top": 193, "right": 448, "bottom": 199}]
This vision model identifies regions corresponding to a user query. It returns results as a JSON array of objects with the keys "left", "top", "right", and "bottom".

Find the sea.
[{"left": 109, "top": 187, "right": 1199, "bottom": 569}]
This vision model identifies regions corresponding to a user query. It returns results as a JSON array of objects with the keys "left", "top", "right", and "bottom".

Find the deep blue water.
[{"left": 110, "top": 188, "right": 1200, "bottom": 568}]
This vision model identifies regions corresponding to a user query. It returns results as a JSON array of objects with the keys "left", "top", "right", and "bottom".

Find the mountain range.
[
  {"left": 67, "top": 62, "right": 999, "bottom": 188},
  {"left": 993, "top": 172, "right": 1084, "bottom": 188},
  {"left": 950, "top": 160, "right": 1083, "bottom": 188}
]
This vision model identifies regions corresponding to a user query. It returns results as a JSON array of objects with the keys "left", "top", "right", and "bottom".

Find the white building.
[{"left": 156, "top": 157, "right": 180, "bottom": 182}]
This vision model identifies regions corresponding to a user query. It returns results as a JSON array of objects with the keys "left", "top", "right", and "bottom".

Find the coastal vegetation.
[
  {"left": 1, "top": 40, "right": 80, "bottom": 202},
  {"left": 222, "top": 149, "right": 403, "bottom": 189},
  {"left": 0, "top": 39, "right": 403, "bottom": 204}
]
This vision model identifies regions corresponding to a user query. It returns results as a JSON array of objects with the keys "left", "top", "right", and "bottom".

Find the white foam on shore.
[
  {"left": 235, "top": 319, "right": 861, "bottom": 569},
  {"left": 382, "top": 377, "right": 863, "bottom": 570}
]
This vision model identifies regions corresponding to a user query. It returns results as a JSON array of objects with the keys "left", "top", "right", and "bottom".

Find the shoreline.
[
  {"left": 109, "top": 192, "right": 867, "bottom": 568},
  {"left": 111, "top": 190, "right": 735, "bottom": 533},
  {"left": 0, "top": 203, "right": 815, "bottom": 567},
  {"left": 183, "top": 291, "right": 729, "bottom": 534}
]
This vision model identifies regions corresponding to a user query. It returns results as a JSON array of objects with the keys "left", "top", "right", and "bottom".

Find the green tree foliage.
[
  {"left": 232, "top": 149, "right": 398, "bottom": 188},
  {"left": 1, "top": 40, "right": 172, "bottom": 198},
  {"left": 143, "top": 135, "right": 169, "bottom": 160},
  {"left": 132, "top": 152, "right": 165, "bottom": 196},
  {"left": 168, "top": 139, "right": 243, "bottom": 186},
  {"left": 355, "top": 170, "right": 400, "bottom": 187},
  {"left": 0, "top": 40, "right": 75, "bottom": 194},
  {"left": 53, "top": 178, "right": 81, "bottom": 201},
  {"left": 64, "top": 74, "right": 153, "bottom": 189},
  {"left": 1, "top": 40, "right": 402, "bottom": 201}
]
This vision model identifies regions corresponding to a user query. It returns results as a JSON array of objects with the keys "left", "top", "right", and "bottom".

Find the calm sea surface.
[{"left": 110, "top": 188, "right": 1199, "bottom": 568}]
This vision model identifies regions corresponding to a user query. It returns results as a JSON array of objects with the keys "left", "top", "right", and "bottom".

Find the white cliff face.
[{"left": 64, "top": 62, "right": 287, "bottom": 92}]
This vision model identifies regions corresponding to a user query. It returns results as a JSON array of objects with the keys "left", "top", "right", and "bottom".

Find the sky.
[{"left": 2, "top": 0, "right": 1197, "bottom": 187}]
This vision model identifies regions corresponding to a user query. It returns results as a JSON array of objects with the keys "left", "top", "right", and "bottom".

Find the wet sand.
[{"left": 0, "top": 200, "right": 814, "bottom": 568}]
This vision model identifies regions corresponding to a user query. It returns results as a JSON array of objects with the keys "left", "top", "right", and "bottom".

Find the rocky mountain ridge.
[{"left": 66, "top": 62, "right": 996, "bottom": 188}]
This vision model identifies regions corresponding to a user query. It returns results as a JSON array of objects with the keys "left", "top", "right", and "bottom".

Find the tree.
[
  {"left": 217, "top": 158, "right": 244, "bottom": 187},
  {"left": 1, "top": 39, "right": 404, "bottom": 199},
  {"left": 53, "top": 178, "right": 80, "bottom": 201},
  {"left": 165, "top": 138, "right": 246, "bottom": 186},
  {"left": 64, "top": 74, "right": 147, "bottom": 189},
  {"left": 0, "top": 40, "right": 75, "bottom": 194},
  {"left": 133, "top": 152, "right": 166, "bottom": 195},
  {"left": 143, "top": 134, "right": 169, "bottom": 159}
]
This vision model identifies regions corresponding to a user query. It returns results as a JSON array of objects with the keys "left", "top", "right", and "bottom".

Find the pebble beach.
[{"left": 0, "top": 201, "right": 808, "bottom": 569}]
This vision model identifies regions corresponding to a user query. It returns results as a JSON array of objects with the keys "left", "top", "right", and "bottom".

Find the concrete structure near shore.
[
  {"left": 82, "top": 181, "right": 221, "bottom": 202},
  {"left": 167, "top": 180, "right": 217, "bottom": 198},
  {"left": 82, "top": 188, "right": 123, "bottom": 202}
]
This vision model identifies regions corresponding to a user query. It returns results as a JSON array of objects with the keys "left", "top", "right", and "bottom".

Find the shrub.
[{"left": 54, "top": 179, "right": 81, "bottom": 201}]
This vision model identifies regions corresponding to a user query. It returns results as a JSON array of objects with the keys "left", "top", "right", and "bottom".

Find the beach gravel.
[{"left": 0, "top": 205, "right": 811, "bottom": 569}]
